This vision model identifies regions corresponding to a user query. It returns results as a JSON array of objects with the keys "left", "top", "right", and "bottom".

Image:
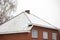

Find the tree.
[{"left": 0, "top": 0, "right": 17, "bottom": 25}]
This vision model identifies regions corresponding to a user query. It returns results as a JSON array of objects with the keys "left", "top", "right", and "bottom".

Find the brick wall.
[
  {"left": 59, "top": 31, "right": 60, "bottom": 40},
  {"left": 0, "top": 25, "right": 59, "bottom": 40},
  {"left": 31, "top": 25, "right": 59, "bottom": 40},
  {"left": 0, "top": 33, "right": 31, "bottom": 40},
  {"left": 59, "top": 35, "right": 60, "bottom": 40}
]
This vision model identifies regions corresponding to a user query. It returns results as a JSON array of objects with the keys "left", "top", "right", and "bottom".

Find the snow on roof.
[
  {"left": 25, "top": 13, "right": 58, "bottom": 29},
  {"left": 0, "top": 11, "right": 59, "bottom": 34},
  {"left": 0, "top": 13, "right": 32, "bottom": 34}
]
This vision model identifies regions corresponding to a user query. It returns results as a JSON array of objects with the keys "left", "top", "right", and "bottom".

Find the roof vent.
[
  {"left": 25, "top": 10, "right": 30, "bottom": 14},
  {"left": 28, "top": 24, "right": 32, "bottom": 27}
]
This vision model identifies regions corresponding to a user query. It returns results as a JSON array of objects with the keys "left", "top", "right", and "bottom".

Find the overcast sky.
[{"left": 14, "top": 0, "right": 60, "bottom": 29}]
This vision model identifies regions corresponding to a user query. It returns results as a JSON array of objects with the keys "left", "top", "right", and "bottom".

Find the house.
[{"left": 0, "top": 10, "right": 60, "bottom": 40}]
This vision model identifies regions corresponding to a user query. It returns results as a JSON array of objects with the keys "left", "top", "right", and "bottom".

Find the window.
[
  {"left": 43, "top": 32, "right": 48, "bottom": 39},
  {"left": 52, "top": 33, "right": 57, "bottom": 40},
  {"left": 32, "top": 29, "right": 38, "bottom": 38}
]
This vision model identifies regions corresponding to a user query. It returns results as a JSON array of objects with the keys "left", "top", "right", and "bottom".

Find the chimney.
[{"left": 25, "top": 10, "right": 30, "bottom": 14}]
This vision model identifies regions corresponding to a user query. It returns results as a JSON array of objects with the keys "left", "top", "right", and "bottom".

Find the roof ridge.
[{"left": 23, "top": 12, "right": 32, "bottom": 24}]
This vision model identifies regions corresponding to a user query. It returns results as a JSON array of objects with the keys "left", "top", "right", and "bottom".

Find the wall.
[
  {"left": 31, "top": 26, "right": 59, "bottom": 40},
  {"left": 0, "top": 26, "right": 59, "bottom": 40},
  {"left": 59, "top": 34, "right": 60, "bottom": 40},
  {"left": 0, "top": 33, "right": 30, "bottom": 40}
]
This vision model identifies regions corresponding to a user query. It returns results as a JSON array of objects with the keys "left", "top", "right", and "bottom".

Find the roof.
[
  {"left": 0, "top": 11, "right": 59, "bottom": 34},
  {"left": 0, "top": 12, "right": 32, "bottom": 34},
  {"left": 25, "top": 13, "right": 57, "bottom": 29}
]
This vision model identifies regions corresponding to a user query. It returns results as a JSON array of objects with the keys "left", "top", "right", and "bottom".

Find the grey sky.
[{"left": 13, "top": 0, "right": 60, "bottom": 29}]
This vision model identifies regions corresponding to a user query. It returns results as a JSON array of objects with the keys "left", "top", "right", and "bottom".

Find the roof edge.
[
  {"left": 0, "top": 30, "right": 30, "bottom": 35},
  {"left": 32, "top": 23, "right": 59, "bottom": 30}
]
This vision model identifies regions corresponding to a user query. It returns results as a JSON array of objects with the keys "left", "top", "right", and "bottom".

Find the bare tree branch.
[{"left": 0, "top": 0, "right": 17, "bottom": 25}]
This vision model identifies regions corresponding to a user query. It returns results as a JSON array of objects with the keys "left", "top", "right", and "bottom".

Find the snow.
[
  {"left": 0, "top": 13, "right": 32, "bottom": 34},
  {"left": 0, "top": 12, "right": 59, "bottom": 34},
  {"left": 25, "top": 13, "right": 58, "bottom": 29}
]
